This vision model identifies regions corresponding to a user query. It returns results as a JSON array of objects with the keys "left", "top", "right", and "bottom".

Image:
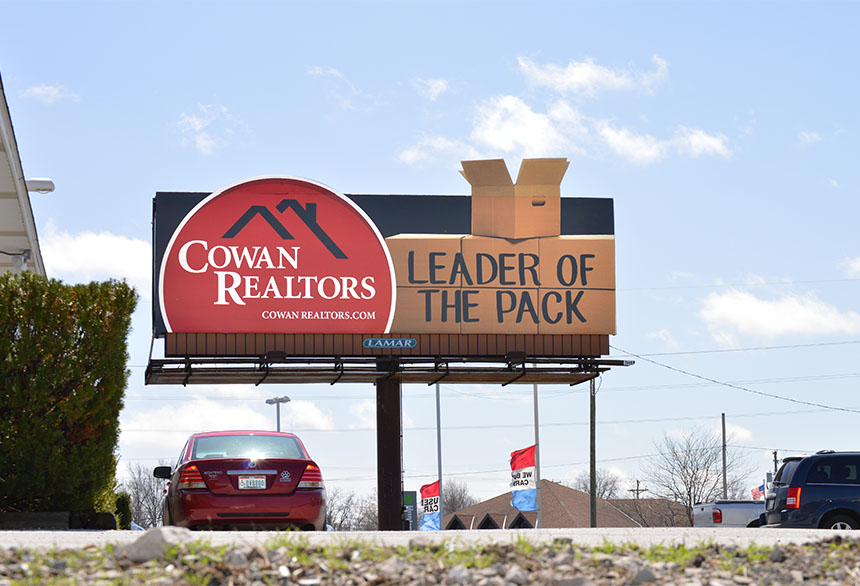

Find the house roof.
[
  {"left": 0, "top": 71, "right": 46, "bottom": 276},
  {"left": 443, "top": 479, "right": 640, "bottom": 529},
  {"left": 607, "top": 498, "right": 690, "bottom": 528}
]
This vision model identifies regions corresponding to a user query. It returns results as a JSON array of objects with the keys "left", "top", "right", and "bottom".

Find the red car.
[{"left": 154, "top": 430, "right": 326, "bottom": 530}]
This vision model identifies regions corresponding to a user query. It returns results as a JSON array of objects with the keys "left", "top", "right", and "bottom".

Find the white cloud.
[
  {"left": 306, "top": 66, "right": 380, "bottom": 111},
  {"left": 640, "top": 55, "right": 669, "bottom": 94},
  {"left": 289, "top": 400, "right": 335, "bottom": 431},
  {"left": 121, "top": 398, "right": 272, "bottom": 451},
  {"left": 722, "top": 423, "right": 753, "bottom": 443},
  {"left": 673, "top": 126, "right": 731, "bottom": 158},
  {"left": 120, "top": 396, "right": 333, "bottom": 456},
  {"left": 647, "top": 328, "right": 680, "bottom": 350},
  {"left": 21, "top": 84, "right": 80, "bottom": 104},
  {"left": 307, "top": 66, "right": 344, "bottom": 79},
  {"left": 597, "top": 122, "right": 666, "bottom": 164},
  {"left": 471, "top": 95, "right": 569, "bottom": 156},
  {"left": 40, "top": 219, "right": 151, "bottom": 298},
  {"left": 597, "top": 122, "right": 730, "bottom": 164},
  {"left": 518, "top": 56, "right": 633, "bottom": 97},
  {"left": 398, "top": 136, "right": 480, "bottom": 165},
  {"left": 518, "top": 54, "right": 667, "bottom": 98},
  {"left": 342, "top": 400, "right": 413, "bottom": 430},
  {"left": 400, "top": 55, "right": 729, "bottom": 167},
  {"left": 841, "top": 257, "right": 860, "bottom": 277},
  {"left": 699, "top": 289, "right": 860, "bottom": 345},
  {"left": 177, "top": 104, "right": 245, "bottom": 155},
  {"left": 798, "top": 130, "right": 822, "bottom": 146},
  {"left": 349, "top": 400, "right": 376, "bottom": 430},
  {"left": 413, "top": 78, "right": 448, "bottom": 101},
  {"left": 547, "top": 100, "right": 590, "bottom": 152}
]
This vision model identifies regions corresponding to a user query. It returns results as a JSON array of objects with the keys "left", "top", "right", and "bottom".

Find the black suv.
[{"left": 764, "top": 451, "right": 860, "bottom": 529}]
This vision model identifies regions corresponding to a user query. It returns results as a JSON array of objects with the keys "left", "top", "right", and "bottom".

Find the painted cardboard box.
[
  {"left": 462, "top": 158, "right": 568, "bottom": 240},
  {"left": 386, "top": 159, "right": 616, "bottom": 335}
]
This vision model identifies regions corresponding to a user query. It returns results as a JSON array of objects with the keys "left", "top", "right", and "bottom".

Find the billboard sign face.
[
  {"left": 155, "top": 159, "right": 615, "bottom": 339},
  {"left": 159, "top": 177, "right": 396, "bottom": 334}
]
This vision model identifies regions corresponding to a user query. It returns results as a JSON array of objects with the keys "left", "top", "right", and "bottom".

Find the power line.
[
  {"left": 610, "top": 339, "right": 860, "bottom": 358},
  {"left": 118, "top": 407, "right": 836, "bottom": 436},
  {"left": 611, "top": 344, "right": 860, "bottom": 414},
  {"left": 618, "top": 277, "right": 860, "bottom": 292},
  {"left": 122, "top": 371, "right": 860, "bottom": 402},
  {"left": 118, "top": 444, "right": 818, "bottom": 486}
]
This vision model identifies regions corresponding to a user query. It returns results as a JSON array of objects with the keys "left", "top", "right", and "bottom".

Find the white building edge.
[{"left": 0, "top": 71, "right": 47, "bottom": 276}]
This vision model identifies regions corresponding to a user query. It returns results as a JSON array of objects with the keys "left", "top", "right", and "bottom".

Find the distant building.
[
  {"left": 0, "top": 72, "right": 46, "bottom": 276},
  {"left": 442, "top": 479, "right": 632, "bottom": 529},
  {"left": 442, "top": 479, "right": 689, "bottom": 529}
]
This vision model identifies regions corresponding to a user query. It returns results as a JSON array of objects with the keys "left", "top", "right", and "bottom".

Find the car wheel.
[{"left": 822, "top": 515, "right": 858, "bottom": 530}]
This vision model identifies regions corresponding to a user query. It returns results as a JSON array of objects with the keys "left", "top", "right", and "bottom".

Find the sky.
[{"left": 3, "top": 1, "right": 860, "bottom": 505}]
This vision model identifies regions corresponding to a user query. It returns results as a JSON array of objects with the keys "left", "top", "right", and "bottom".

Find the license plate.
[{"left": 238, "top": 475, "right": 266, "bottom": 490}]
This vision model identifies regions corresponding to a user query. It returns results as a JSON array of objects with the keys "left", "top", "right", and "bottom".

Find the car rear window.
[
  {"left": 774, "top": 460, "right": 799, "bottom": 484},
  {"left": 804, "top": 457, "right": 860, "bottom": 484},
  {"left": 191, "top": 435, "right": 306, "bottom": 460}
]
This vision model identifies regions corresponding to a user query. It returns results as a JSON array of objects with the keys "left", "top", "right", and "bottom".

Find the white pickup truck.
[{"left": 692, "top": 500, "right": 765, "bottom": 527}]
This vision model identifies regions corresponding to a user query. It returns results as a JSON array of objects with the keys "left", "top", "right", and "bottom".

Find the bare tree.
[
  {"left": 325, "top": 487, "right": 362, "bottom": 531},
  {"left": 442, "top": 478, "right": 478, "bottom": 514},
  {"left": 353, "top": 491, "right": 378, "bottom": 531},
  {"left": 569, "top": 468, "right": 622, "bottom": 499},
  {"left": 643, "top": 427, "right": 751, "bottom": 526},
  {"left": 121, "top": 461, "right": 168, "bottom": 528}
]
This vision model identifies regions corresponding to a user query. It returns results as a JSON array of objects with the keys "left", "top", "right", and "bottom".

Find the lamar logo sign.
[{"left": 159, "top": 177, "right": 395, "bottom": 334}]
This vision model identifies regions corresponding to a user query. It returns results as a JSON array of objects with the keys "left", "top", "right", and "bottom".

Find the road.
[{"left": 0, "top": 527, "right": 850, "bottom": 551}]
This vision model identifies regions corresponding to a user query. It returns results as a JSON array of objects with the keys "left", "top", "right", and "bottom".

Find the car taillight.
[
  {"left": 786, "top": 487, "right": 801, "bottom": 509},
  {"left": 298, "top": 464, "right": 324, "bottom": 489},
  {"left": 712, "top": 508, "right": 722, "bottom": 524},
  {"left": 178, "top": 465, "right": 206, "bottom": 489}
]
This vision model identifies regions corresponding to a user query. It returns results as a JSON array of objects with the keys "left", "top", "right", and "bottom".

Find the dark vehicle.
[
  {"left": 764, "top": 451, "right": 860, "bottom": 530},
  {"left": 154, "top": 430, "right": 326, "bottom": 530}
]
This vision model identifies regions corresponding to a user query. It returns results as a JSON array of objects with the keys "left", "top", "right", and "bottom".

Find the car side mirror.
[{"left": 153, "top": 466, "right": 172, "bottom": 479}]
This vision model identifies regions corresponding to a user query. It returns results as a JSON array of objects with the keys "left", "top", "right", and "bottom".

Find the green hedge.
[
  {"left": 115, "top": 491, "right": 132, "bottom": 530},
  {"left": 0, "top": 271, "right": 137, "bottom": 512}
]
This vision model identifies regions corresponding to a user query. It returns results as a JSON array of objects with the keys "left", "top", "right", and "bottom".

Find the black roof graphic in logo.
[{"left": 222, "top": 199, "right": 347, "bottom": 259}]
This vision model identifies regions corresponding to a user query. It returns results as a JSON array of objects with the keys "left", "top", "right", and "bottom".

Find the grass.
[{"left": 2, "top": 534, "right": 859, "bottom": 585}]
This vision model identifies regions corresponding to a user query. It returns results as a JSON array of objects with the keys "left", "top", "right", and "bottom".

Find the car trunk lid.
[{"left": 191, "top": 459, "right": 311, "bottom": 494}]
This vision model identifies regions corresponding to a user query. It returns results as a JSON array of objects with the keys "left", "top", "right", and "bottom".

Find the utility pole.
[
  {"left": 773, "top": 450, "right": 779, "bottom": 475},
  {"left": 721, "top": 413, "right": 727, "bottom": 499},
  {"left": 628, "top": 480, "right": 648, "bottom": 499},
  {"left": 589, "top": 377, "right": 597, "bottom": 528}
]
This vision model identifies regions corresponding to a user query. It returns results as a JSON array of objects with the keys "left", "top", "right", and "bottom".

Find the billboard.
[{"left": 153, "top": 159, "right": 615, "bottom": 343}]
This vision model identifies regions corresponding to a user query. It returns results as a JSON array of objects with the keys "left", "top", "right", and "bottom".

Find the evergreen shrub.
[{"left": 0, "top": 271, "right": 137, "bottom": 512}]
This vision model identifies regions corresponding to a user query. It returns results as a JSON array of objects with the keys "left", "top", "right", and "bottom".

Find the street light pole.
[{"left": 265, "top": 396, "right": 291, "bottom": 432}]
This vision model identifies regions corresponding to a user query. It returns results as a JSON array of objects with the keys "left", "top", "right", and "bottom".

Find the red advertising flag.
[
  {"left": 420, "top": 481, "right": 440, "bottom": 500},
  {"left": 510, "top": 445, "right": 536, "bottom": 470}
]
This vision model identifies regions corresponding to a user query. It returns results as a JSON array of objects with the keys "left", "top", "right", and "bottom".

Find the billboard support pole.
[
  {"left": 376, "top": 374, "right": 403, "bottom": 531},
  {"left": 533, "top": 383, "right": 542, "bottom": 529},
  {"left": 590, "top": 376, "right": 597, "bottom": 528},
  {"left": 436, "top": 383, "right": 443, "bottom": 528}
]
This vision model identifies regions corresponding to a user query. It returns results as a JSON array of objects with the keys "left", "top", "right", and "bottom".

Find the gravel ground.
[{"left": 2, "top": 528, "right": 860, "bottom": 585}]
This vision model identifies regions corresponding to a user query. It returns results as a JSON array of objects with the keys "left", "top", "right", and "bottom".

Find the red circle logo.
[{"left": 160, "top": 177, "right": 395, "bottom": 333}]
